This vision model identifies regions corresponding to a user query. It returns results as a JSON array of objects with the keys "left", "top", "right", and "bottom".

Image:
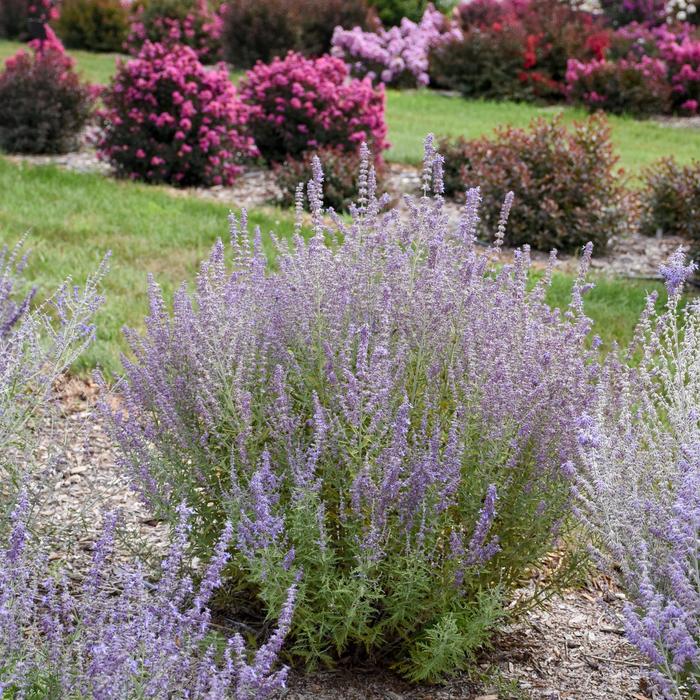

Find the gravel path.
[{"left": 26, "top": 380, "right": 653, "bottom": 699}]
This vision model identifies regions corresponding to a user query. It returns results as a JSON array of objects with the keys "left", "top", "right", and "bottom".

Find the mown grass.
[
  {"left": 1, "top": 157, "right": 666, "bottom": 378},
  {"left": 0, "top": 157, "right": 297, "bottom": 376},
  {"left": 1, "top": 39, "right": 698, "bottom": 176}
]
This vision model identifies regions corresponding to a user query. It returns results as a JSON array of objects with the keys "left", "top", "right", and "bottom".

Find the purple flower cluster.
[
  {"left": 574, "top": 249, "right": 700, "bottom": 698},
  {"left": 0, "top": 241, "right": 35, "bottom": 339},
  {"left": 0, "top": 244, "right": 107, "bottom": 518},
  {"left": 331, "top": 4, "right": 461, "bottom": 87},
  {"left": 104, "top": 137, "right": 600, "bottom": 678},
  {"left": 0, "top": 493, "right": 296, "bottom": 698}
]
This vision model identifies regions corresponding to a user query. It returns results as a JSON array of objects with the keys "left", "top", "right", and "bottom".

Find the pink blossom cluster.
[
  {"left": 565, "top": 54, "right": 672, "bottom": 113},
  {"left": 660, "top": 34, "right": 700, "bottom": 112},
  {"left": 125, "top": 0, "right": 223, "bottom": 63},
  {"left": 98, "top": 41, "right": 257, "bottom": 186},
  {"left": 239, "top": 52, "right": 388, "bottom": 164},
  {"left": 331, "top": 4, "right": 461, "bottom": 87}
]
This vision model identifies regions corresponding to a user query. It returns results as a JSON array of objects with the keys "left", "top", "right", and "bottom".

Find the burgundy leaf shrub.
[
  {"left": 97, "top": 42, "right": 257, "bottom": 187},
  {"left": 125, "top": 0, "right": 223, "bottom": 63},
  {"left": 221, "top": 0, "right": 374, "bottom": 69},
  {"left": 55, "top": 0, "right": 129, "bottom": 52},
  {"left": 639, "top": 157, "right": 700, "bottom": 240},
  {"left": 0, "top": 28, "right": 94, "bottom": 154},
  {"left": 438, "top": 114, "right": 627, "bottom": 252},
  {"left": 103, "top": 140, "right": 599, "bottom": 681},
  {"left": 1, "top": 494, "right": 297, "bottom": 698},
  {"left": 239, "top": 52, "right": 388, "bottom": 164}
]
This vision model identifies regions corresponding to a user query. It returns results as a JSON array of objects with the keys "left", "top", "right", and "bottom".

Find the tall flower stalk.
[{"left": 104, "top": 136, "right": 600, "bottom": 680}]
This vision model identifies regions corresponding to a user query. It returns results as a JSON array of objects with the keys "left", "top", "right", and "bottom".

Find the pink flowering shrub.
[
  {"left": 331, "top": 3, "right": 461, "bottom": 87},
  {"left": 98, "top": 42, "right": 256, "bottom": 187},
  {"left": 566, "top": 55, "right": 672, "bottom": 116},
  {"left": 0, "top": 27, "right": 94, "bottom": 154},
  {"left": 659, "top": 33, "right": 700, "bottom": 113},
  {"left": 239, "top": 52, "right": 388, "bottom": 164},
  {"left": 125, "top": 0, "right": 223, "bottom": 64}
]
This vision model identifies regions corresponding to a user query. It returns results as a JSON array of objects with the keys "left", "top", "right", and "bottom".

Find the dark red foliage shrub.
[
  {"left": 0, "top": 29, "right": 93, "bottom": 154},
  {"left": 240, "top": 52, "right": 388, "bottom": 165},
  {"left": 125, "top": 0, "right": 223, "bottom": 63},
  {"left": 56, "top": 0, "right": 129, "bottom": 52},
  {"left": 640, "top": 157, "right": 700, "bottom": 239},
  {"left": 0, "top": 0, "right": 56, "bottom": 39},
  {"left": 97, "top": 42, "right": 257, "bottom": 186},
  {"left": 274, "top": 147, "right": 386, "bottom": 213},
  {"left": 429, "top": 24, "right": 533, "bottom": 100},
  {"left": 221, "top": 0, "right": 373, "bottom": 69},
  {"left": 438, "top": 114, "right": 627, "bottom": 252}
]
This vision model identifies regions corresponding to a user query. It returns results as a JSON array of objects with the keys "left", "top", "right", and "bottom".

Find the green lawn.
[
  {"left": 0, "top": 157, "right": 296, "bottom": 376},
  {"left": 385, "top": 91, "right": 700, "bottom": 174},
  {"left": 1, "top": 39, "right": 698, "bottom": 175},
  {"left": 1, "top": 156, "right": 666, "bottom": 378}
]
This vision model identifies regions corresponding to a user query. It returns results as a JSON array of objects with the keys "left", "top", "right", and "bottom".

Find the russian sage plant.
[
  {"left": 0, "top": 492, "right": 296, "bottom": 698},
  {"left": 105, "top": 138, "right": 599, "bottom": 680},
  {"left": 574, "top": 248, "right": 700, "bottom": 698},
  {"left": 0, "top": 241, "right": 107, "bottom": 523}
]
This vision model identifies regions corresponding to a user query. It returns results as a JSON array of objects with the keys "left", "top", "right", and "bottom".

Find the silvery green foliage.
[
  {"left": 0, "top": 241, "right": 107, "bottom": 523},
  {"left": 0, "top": 494, "right": 296, "bottom": 699},
  {"left": 104, "top": 137, "right": 600, "bottom": 680},
  {"left": 574, "top": 248, "right": 700, "bottom": 699}
]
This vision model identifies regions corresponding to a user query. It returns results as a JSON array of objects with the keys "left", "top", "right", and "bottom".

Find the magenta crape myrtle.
[{"left": 103, "top": 137, "right": 601, "bottom": 680}]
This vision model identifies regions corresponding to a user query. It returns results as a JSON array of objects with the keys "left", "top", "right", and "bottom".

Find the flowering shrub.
[
  {"left": 639, "top": 157, "right": 700, "bottom": 239},
  {"left": 98, "top": 42, "right": 256, "bottom": 187},
  {"left": 438, "top": 114, "right": 627, "bottom": 252},
  {"left": 331, "top": 4, "right": 461, "bottom": 87},
  {"left": 55, "top": 0, "right": 129, "bottom": 52},
  {"left": 221, "top": 0, "right": 373, "bottom": 69},
  {"left": 659, "top": 33, "right": 700, "bottom": 113},
  {"left": 574, "top": 249, "right": 700, "bottom": 698},
  {"left": 274, "top": 146, "right": 386, "bottom": 213},
  {"left": 0, "top": 0, "right": 57, "bottom": 40},
  {"left": 0, "top": 241, "right": 106, "bottom": 523},
  {"left": 1, "top": 493, "right": 296, "bottom": 698},
  {"left": 566, "top": 55, "right": 672, "bottom": 116},
  {"left": 0, "top": 28, "right": 94, "bottom": 154},
  {"left": 125, "top": 0, "right": 223, "bottom": 63},
  {"left": 432, "top": 0, "right": 609, "bottom": 101},
  {"left": 104, "top": 140, "right": 599, "bottom": 681},
  {"left": 240, "top": 52, "right": 388, "bottom": 164}
]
